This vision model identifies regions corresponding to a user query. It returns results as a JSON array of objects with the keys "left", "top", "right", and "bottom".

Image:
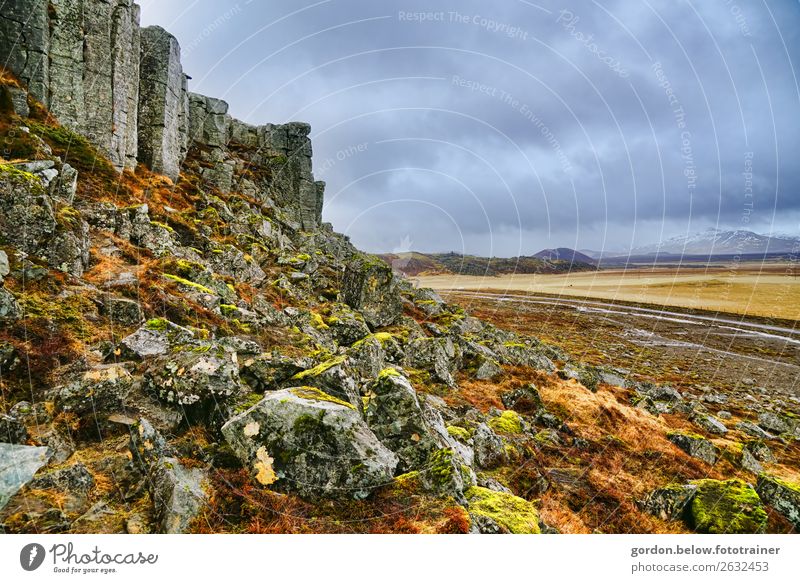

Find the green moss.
[
  {"left": 219, "top": 304, "right": 239, "bottom": 317},
  {"left": 291, "top": 356, "right": 347, "bottom": 380},
  {"left": 446, "top": 425, "right": 471, "bottom": 442},
  {"left": 145, "top": 318, "right": 169, "bottom": 332},
  {"left": 352, "top": 332, "right": 397, "bottom": 349},
  {"left": 689, "top": 479, "right": 767, "bottom": 534},
  {"left": 233, "top": 393, "right": 265, "bottom": 414},
  {"left": 163, "top": 274, "right": 216, "bottom": 295},
  {"left": 503, "top": 341, "right": 528, "bottom": 349},
  {"left": 762, "top": 475, "right": 800, "bottom": 495},
  {"left": 310, "top": 312, "right": 329, "bottom": 330},
  {"left": 488, "top": 410, "right": 523, "bottom": 434},
  {"left": 377, "top": 367, "right": 401, "bottom": 380},
  {"left": 428, "top": 448, "right": 459, "bottom": 490},
  {"left": 465, "top": 486, "right": 541, "bottom": 534},
  {"left": 290, "top": 386, "right": 355, "bottom": 410},
  {"left": 0, "top": 163, "right": 43, "bottom": 188},
  {"left": 667, "top": 430, "right": 706, "bottom": 441}
]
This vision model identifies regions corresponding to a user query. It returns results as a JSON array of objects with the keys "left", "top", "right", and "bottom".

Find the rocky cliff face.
[{"left": 0, "top": 0, "right": 323, "bottom": 228}]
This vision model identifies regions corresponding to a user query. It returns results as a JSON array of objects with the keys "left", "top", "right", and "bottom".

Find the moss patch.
[
  {"left": 465, "top": 486, "right": 540, "bottom": 534},
  {"left": 446, "top": 425, "right": 471, "bottom": 442},
  {"left": 290, "top": 387, "right": 355, "bottom": 410},
  {"left": 291, "top": 356, "right": 347, "bottom": 380},
  {"left": 488, "top": 410, "right": 523, "bottom": 434},
  {"left": 689, "top": 479, "right": 767, "bottom": 534}
]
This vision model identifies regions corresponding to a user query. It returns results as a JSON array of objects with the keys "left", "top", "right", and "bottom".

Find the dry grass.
[{"left": 419, "top": 262, "right": 800, "bottom": 320}]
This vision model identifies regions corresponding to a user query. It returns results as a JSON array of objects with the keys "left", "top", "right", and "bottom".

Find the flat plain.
[{"left": 417, "top": 261, "right": 800, "bottom": 321}]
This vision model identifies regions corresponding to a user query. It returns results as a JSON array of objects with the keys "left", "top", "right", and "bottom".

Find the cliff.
[{"left": 0, "top": 0, "right": 323, "bottom": 229}]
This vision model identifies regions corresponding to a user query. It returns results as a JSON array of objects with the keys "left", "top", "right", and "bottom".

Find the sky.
[{"left": 138, "top": 0, "right": 800, "bottom": 256}]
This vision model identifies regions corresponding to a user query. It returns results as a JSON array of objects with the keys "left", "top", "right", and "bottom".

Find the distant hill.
[
  {"left": 533, "top": 248, "right": 597, "bottom": 265},
  {"left": 378, "top": 250, "right": 597, "bottom": 276}
]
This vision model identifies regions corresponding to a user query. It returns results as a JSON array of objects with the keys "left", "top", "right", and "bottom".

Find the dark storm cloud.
[{"left": 139, "top": 0, "right": 800, "bottom": 255}]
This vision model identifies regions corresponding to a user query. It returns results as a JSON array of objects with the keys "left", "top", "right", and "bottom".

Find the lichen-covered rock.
[
  {"left": 641, "top": 484, "right": 697, "bottom": 521},
  {"left": 0, "top": 288, "right": 21, "bottom": 320},
  {"left": 393, "top": 448, "right": 474, "bottom": 504},
  {"left": 472, "top": 354, "right": 503, "bottom": 380},
  {"left": 206, "top": 244, "right": 266, "bottom": 285},
  {"left": 364, "top": 369, "right": 441, "bottom": 472},
  {"left": 0, "top": 443, "right": 51, "bottom": 511},
  {"left": 341, "top": 255, "right": 402, "bottom": 328},
  {"left": 0, "top": 0, "right": 50, "bottom": 103},
  {"left": 120, "top": 318, "right": 197, "bottom": 358},
  {"left": 101, "top": 295, "right": 143, "bottom": 325},
  {"left": 466, "top": 486, "right": 541, "bottom": 534},
  {"left": 0, "top": 414, "right": 28, "bottom": 445},
  {"left": 736, "top": 421, "right": 775, "bottom": 440},
  {"left": 756, "top": 475, "right": 800, "bottom": 529},
  {"left": 405, "top": 336, "right": 459, "bottom": 386},
  {"left": 557, "top": 363, "right": 601, "bottom": 391},
  {"left": 144, "top": 344, "right": 243, "bottom": 408},
  {"left": 240, "top": 353, "right": 309, "bottom": 392},
  {"left": 129, "top": 418, "right": 209, "bottom": 533},
  {"left": 54, "top": 364, "right": 134, "bottom": 434},
  {"left": 29, "top": 463, "right": 95, "bottom": 494},
  {"left": 287, "top": 356, "right": 360, "bottom": 408},
  {"left": 472, "top": 423, "right": 508, "bottom": 469},
  {"left": 689, "top": 479, "right": 767, "bottom": 534},
  {"left": 667, "top": 432, "right": 719, "bottom": 465},
  {"left": 692, "top": 414, "right": 728, "bottom": 435},
  {"left": 758, "top": 411, "right": 797, "bottom": 435},
  {"left": 318, "top": 304, "right": 371, "bottom": 347},
  {"left": 501, "top": 384, "right": 544, "bottom": 415},
  {"left": 222, "top": 387, "right": 398, "bottom": 499}
]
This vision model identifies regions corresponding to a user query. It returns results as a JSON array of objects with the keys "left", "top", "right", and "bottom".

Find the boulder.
[
  {"left": 0, "top": 414, "right": 28, "bottom": 444},
  {"left": 363, "top": 369, "right": 440, "bottom": 472},
  {"left": 222, "top": 388, "right": 398, "bottom": 499},
  {"left": 287, "top": 356, "right": 360, "bottom": 408},
  {"left": 736, "top": 421, "right": 775, "bottom": 440},
  {"left": 756, "top": 475, "right": 800, "bottom": 530},
  {"left": 688, "top": 479, "right": 767, "bottom": 534},
  {"left": 667, "top": 432, "right": 719, "bottom": 465},
  {"left": 405, "top": 337, "right": 459, "bottom": 387},
  {"left": 340, "top": 255, "right": 402, "bottom": 328},
  {"left": 692, "top": 414, "right": 728, "bottom": 435},
  {"left": 758, "top": 411, "right": 796, "bottom": 435},
  {"left": 501, "top": 384, "right": 544, "bottom": 415},
  {"left": 472, "top": 423, "right": 508, "bottom": 469},
  {"left": 642, "top": 484, "right": 697, "bottom": 521},
  {"left": 102, "top": 296, "right": 143, "bottom": 325},
  {"left": 54, "top": 364, "right": 134, "bottom": 435},
  {"left": 130, "top": 419, "right": 209, "bottom": 533},
  {"left": 0, "top": 288, "right": 20, "bottom": 320},
  {"left": 0, "top": 443, "right": 51, "bottom": 511},
  {"left": 466, "top": 486, "right": 541, "bottom": 534},
  {"left": 240, "top": 353, "right": 308, "bottom": 392},
  {"left": 144, "top": 344, "right": 243, "bottom": 409},
  {"left": 120, "top": 318, "right": 197, "bottom": 358}
]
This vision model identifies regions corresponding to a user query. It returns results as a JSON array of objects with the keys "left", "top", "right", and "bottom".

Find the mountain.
[
  {"left": 533, "top": 248, "right": 597, "bottom": 265},
  {"left": 377, "top": 251, "right": 597, "bottom": 276},
  {"left": 631, "top": 229, "right": 800, "bottom": 255}
]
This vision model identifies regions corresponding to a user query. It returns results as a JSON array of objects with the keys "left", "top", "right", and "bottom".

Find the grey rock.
[
  {"left": 364, "top": 370, "right": 441, "bottom": 473},
  {"left": 0, "top": 443, "right": 51, "bottom": 511},
  {"left": 240, "top": 353, "right": 308, "bottom": 392},
  {"left": 0, "top": 250, "right": 9, "bottom": 280},
  {"left": 472, "top": 423, "right": 507, "bottom": 469},
  {"left": 138, "top": 26, "right": 186, "bottom": 181},
  {"left": 501, "top": 384, "right": 544, "bottom": 415},
  {"left": 758, "top": 411, "right": 796, "bottom": 435},
  {"left": 0, "top": 288, "right": 21, "bottom": 320},
  {"left": 286, "top": 356, "right": 360, "bottom": 408},
  {"left": 405, "top": 336, "right": 459, "bottom": 386},
  {"left": 0, "top": 414, "right": 28, "bottom": 444},
  {"left": 54, "top": 364, "right": 134, "bottom": 434},
  {"left": 222, "top": 388, "right": 398, "bottom": 499},
  {"left": 642, "top": 484, "right": 697, "bottom": 521},
  {"left": 129, "top": 419, "right": 208, "bottom": 533},
  {"left": 756, "top": 475, "right": 800, "bottom": 530},
  {"left": 102, "top": 296, "right": 143, "bottom": 325},
  {"left": 740, "top": 447, "right": 763, "bottom": 474},
  {"left": 667, "top": 432, "right": 719, "bottom": 465},
  {"left": 144, "top": 344, "right": 243, "bottom": 408},
  {"left": 29, "top": 462, "right": 94, "bottom": 493},
  {"left": 120, "top": 319, "right": 197, "bottom": 358},
  {"left": 341, "top": 255, "right": 402, "bottom": 328},
  {"left": 692, "top": 414, "right": 728, "bottom": 435},
  {"left": 736, "top": 421, "right": 775, "bottom": 440}
]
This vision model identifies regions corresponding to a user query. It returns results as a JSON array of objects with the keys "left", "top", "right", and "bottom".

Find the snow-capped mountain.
[{"left": 631, "top": 228, "right": 800, "bottom": 255}]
